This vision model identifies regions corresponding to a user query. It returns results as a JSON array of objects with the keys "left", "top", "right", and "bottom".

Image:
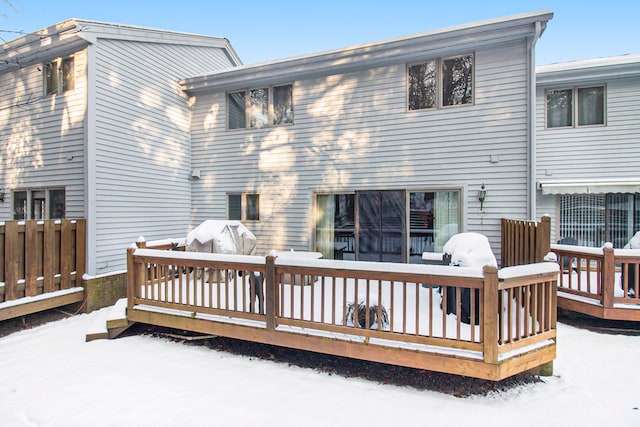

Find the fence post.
[
  {"left": 4, "top": 221, "right": 18, "bottom": 301},
  {"left": 75, "top": 219, "right": 87, "bottom": 287},
  {"left": 483, "top": 265, "right": 499, "bottom": 364},
  {"left": 25, "top": 220, "right": 38, "bottom": 297},
  {"left": 537, "top": 215, "right": 551, "bottom": 263},
  {"left": 265, "top": 253, "right": 277, "bottom": 330},
  {"left": 602, "top": 244, "right": 615, "bottom": 309}
]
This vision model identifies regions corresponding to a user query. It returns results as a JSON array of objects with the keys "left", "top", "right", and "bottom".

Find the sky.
[
  {"left": 0, "top": 1, "right": 639, "bottom": 67},
  {"left": 0, "top": 307, "right": 639, "bottom": 426}
]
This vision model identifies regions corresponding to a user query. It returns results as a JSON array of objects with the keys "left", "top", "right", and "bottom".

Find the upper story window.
[
  {"left": 228, "top": 84, "right": 293, "bottom": 130},
  {"left": 44, "top": 56, "right": 75, "bottom": 96},
  {"left": 408, "top": 54, "right": 473, "bottom": 110},
  {"left": 545, "top": 85, "right": 605, "bottom": 128}
]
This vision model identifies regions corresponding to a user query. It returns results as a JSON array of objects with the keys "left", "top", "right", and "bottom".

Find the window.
[
  {"left": 408, "top": 54, "right": 473, "bottom": 110},
  {"left": 227, "top": 193, "right": 260, "bottom": 221},
  {"left": 13, "top": 188, "right": 65, "bottom": 220},
  {"left": 227, "top": 84, "right": 293, "bottom": 130},
  {"left": 559, "top": 193, "right": 640, "bottom": 248},
  {"left": 546, "top": 85, "right": 605, "bottom": 128},
  {"left": 314, "top": 190, "right": 460, "bottom": 262},
  {"left": 44, "top": 56, "right": 75, "bottom": 96}
]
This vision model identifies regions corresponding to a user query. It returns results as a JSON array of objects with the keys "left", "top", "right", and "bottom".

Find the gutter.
[{"left": 528, "top": 21, "right": 543, "bottom": 220}]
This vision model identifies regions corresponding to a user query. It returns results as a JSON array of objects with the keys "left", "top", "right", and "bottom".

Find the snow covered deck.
[
  {"left": 120, "top": 239, "right": 558, "bottom": 381},
  {"left": 552, "top": 244, "right": 640, "bottom": 321}
]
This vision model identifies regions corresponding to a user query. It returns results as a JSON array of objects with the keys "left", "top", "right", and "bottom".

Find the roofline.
[
  {"left": 0, "top": 18, "right": 242, "bottom": 72},
  {"left": 536, "top": 54, "right": 640, "bottom": 85},
  {"left": 181, "top": 9, "right": 553, "bottom": 92}
]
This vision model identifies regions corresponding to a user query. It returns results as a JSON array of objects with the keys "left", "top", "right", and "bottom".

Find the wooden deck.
[
  {"left": 120, "top": 239, "right": 558, "bottom": 381},
  {"left": 552, "top": 244, "right": 640, "bottom": 321}
]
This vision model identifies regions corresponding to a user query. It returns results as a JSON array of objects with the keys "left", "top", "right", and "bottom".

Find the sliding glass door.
[
  {"left": 356, "top": 190, "right": 406, "bottom": 263},
  {"left": 315, "top": 189, "right": 459, "bottom": 262}
]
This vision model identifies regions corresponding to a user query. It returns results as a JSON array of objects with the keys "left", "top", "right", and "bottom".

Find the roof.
[
  {"left": 536, "top": 53, "right": 640, "bottom": 85},
  {"left": 180, "top": 10, "right": 553, "bottom": 93},
  {"left": 0, "top": 18, "right": 242, "bottom": 74}
]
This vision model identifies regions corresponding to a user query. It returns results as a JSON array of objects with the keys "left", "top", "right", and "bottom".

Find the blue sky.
[{"left": 1, "top": 1, "right": 638, "bottom": 66}]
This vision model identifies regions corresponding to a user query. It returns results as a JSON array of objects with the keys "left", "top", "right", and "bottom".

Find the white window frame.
[
  {"left": 12, "top": 188, "right": 66, "bottom": 220},
  {"left": 407, "top": 53, "right": 474, "bottom": 112},
  {"left": 43, "top": 56, "right": 75, "bottom": 96},
  {"left": 544, "top": 84, "right": 606, "bottom": 129},
  {"left": 227, "top": 192, "right": 260, "bottom": 222},
  {"left": 227, "top": 83, "right": 293, "bottom": 130}
]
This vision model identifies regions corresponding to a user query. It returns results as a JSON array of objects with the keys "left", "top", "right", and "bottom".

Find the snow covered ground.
[{"left": 0, "top": 309, "right": 639, "bottom": 426}]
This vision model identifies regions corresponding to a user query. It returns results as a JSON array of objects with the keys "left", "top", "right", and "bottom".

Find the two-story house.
[
  {"left": 182, "top": 10, "right": 553, "bottom": 263},
  {"left": 0, "top": 19, "right": 241, "bottom": 275}
]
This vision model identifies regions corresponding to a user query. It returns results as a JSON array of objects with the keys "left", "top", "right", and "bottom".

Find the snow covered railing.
[
  {"left": 0, "top": 219, "right": 86, "bottom": 320},
  {"left": 551, "top": 243, "right": 640, "bottom": 320},
  {"left": 125, "top": 240, "right": 558, "bottom": 380}
]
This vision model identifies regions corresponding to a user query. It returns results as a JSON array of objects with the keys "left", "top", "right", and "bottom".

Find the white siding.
[
  {"left": 535, "top": 74, "right": 640, "bottom": 242},
  {"left": 92, "top": 40, "right": 235, "bottom": 274},
  {"left": 0, "top": 48, "right": 88, "bottom": 220},
  {"left": 190, "top": 40, "right": 532, "bottom": 259}
]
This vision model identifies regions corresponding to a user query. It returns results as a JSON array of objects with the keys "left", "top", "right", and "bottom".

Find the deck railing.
[
  {"left": 551, "top": 243, "right": 640, "bottom": 320},
  {"left": 126, "top": 239, "right": 558, "bottom": 380}
]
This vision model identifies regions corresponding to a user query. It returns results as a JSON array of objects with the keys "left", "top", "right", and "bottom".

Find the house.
[
  {"left": 536, "top": 54, "right": 640, "bottom": 248},
  {"left": 1, "top": 11, "right": 554, "bottom": 278},
  {"left": 182, "top": 10, "right": 553, "bottom": 263},
  {"left": 0, "top": 19, "right": 241, "bottom": 275}
]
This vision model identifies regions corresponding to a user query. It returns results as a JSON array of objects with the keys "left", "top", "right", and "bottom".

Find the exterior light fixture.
[
  {"left": 0, "top": 188, "right": 4, "bottom": 202},
  {"left": 478, "top": 184, "right": 487, "bottom": 211}
]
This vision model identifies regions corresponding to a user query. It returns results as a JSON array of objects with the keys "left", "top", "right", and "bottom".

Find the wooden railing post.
[
  {"left": 483, "top": 265, "right": 499, "bottom": 364},
  {"left": 265, "top": 253, "right": 277, "bottom": 330},
  {"left": 126, "top": 246, "right": 136, "bottom": 311},
  {"left": 602, "top": 244, "right": 615, "bottom": 309},
  {"left": 127, "top": 238, "right": 147, "bottom": 311},
  {"left": 537, "top": 215, "right": 551, "bottom": 263}
]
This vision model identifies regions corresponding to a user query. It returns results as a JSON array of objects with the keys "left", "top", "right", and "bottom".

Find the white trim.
[{"left": 85, "top": 43, "right": 97, "bottom": 276}]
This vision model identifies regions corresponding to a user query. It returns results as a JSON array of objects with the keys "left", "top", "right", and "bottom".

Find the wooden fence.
[
  {"left": 0, "top": 219, "right": 86, "bottom": 320},
  {"left": 501, "top": 216, "right": 551, "bottom": 267},
  {"left": 124, "top": 239, "right": 558, "bottom": 381},
  {"left": 552, "top": 243, "right": 640, "bottom": 321}
]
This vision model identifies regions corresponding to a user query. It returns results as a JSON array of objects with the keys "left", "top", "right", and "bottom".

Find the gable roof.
[
  {"left": 180, "top": 10, "right": 553, "bottom": 93},
  {"left": 536, "top": 53, "right": 640, "bottom": 85},
  {"left": 0, "top": 18, "right": 242, "bottom": 74}
]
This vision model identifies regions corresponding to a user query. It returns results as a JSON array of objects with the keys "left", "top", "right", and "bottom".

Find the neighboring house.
[
  {"left": 0, "top": 19, "right": 241, "bottom": 275},
  {"left": 182, "top": 10, "right": 553, "bottom": 263},
  {"left": 536, "top": 54, "right": 640, "bottom": 248}
]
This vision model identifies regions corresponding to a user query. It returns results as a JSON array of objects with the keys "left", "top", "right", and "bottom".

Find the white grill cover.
[{"left": 186, "top": 220, "right": 257, "bottom": 255}]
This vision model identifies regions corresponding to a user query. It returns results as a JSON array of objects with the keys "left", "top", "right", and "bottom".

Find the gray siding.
[
  {"left": 0, "top": 48, "right": 88, "bottom": 220},
  {"left": 535, "top": 74, "right": 640, "bottom": 242},
  {"left": 190, "top": 40, "right": 532, "bottom": 258},
  {"left": 92, "top": 40, "right": 235, "bottom": 274}
]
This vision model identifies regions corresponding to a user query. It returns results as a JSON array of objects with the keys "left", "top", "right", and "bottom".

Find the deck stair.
[{"left": 85, "top": 298, "right": 132, "bottom": 341}]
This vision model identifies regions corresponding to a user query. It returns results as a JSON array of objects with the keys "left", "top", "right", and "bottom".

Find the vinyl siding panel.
[
  {"left": 0, "top": 48, "right": 88, "bottom": 220},
  {"left": 92, "top": 39, "right": 235, "bottom": 273},
  {"left": 190, "top": 40, "right": 532, "bottom": 258}
]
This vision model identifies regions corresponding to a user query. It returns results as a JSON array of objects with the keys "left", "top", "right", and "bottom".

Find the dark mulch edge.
[
  {"left": 0, "top": 308, "right": 73, "bottom": 338},
  {"left": 122, "top": 322, "right": 543, "bottom": 398}
]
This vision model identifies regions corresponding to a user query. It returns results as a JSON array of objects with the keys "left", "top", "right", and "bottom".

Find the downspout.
[{"left": 527, "top": 21, "right": 542, "bottom": 220}]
